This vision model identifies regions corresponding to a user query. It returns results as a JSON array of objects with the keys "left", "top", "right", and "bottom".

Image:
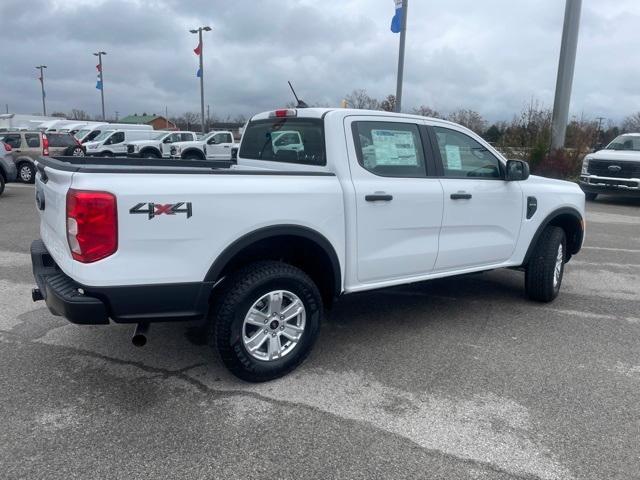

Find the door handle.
[
  {"left": 450, "top": 192, "right": 472, "bottom": 200},
  {"left": 365, "top": 194, "right": 393, "bottom": 202}
]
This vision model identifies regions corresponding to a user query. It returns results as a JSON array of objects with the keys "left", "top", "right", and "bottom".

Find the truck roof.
[{"left": 249, "top": 107, "right": 461, "bottom": 129}]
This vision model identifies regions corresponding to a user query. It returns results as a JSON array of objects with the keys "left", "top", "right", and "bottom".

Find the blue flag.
[
  {"left": 391, "top": 0, "right": 403, "bottom": 33},
  {"left": 196, "top": 67, "right": 202, "bottom": 78}
]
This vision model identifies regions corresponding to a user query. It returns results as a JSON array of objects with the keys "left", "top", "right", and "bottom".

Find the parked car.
[
  {"left": 84, "top": 129, "right": 159, "bottom": 157},
  {"left": 580, "top": 133, "right": 640, "bottom": 200},
  {"left": 0, "top": 140, "right": 18, "bottom": 195},
  {"left": 169, "top": 130, "right": 237, "bottom": 160},
  {"left": 75, "top": 123, "right": 153, "bottom": 144},
  {"left": 30, "top": 107, "right": 585, "bottom": 382},
  {"left": 126, "top": 131, "right": 197, "bottom": 158},
  {"left": 0, "top": 131, "right": 84, "bottom": 183}
]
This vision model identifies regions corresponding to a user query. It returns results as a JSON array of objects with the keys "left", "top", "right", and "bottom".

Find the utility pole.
[
  {"left": 595, "top": 116, "right": 606, "bottom": 146},
  {"left": 190, "top": 26, "right": 212, "bottom": 134},
  {"left": 93, "top": 51, "right": 107, "bottom": 121},
  {"left": 35, "top": 65, "right": 47, "bottom": 116},
  {"left": 394, "top": 0, "right": 408, "bottom": 113},
  {"left": 551, "top": 0, "right": 582, "bottom": 150},
  {"left": 207, "top": 104, "right": 210, "bottom": 131},
  {"left": 115, "top": 111, "right": 119, "bottom": 121}
]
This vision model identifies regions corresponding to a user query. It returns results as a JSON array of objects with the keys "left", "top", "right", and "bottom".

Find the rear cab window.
[{"left": 240, "top": 118, "right": 325, "bottom": 166}]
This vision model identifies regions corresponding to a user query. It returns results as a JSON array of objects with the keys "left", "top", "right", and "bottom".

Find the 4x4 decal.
[{"left": 130, "top": 202, "right": 192, "bottom": 219}]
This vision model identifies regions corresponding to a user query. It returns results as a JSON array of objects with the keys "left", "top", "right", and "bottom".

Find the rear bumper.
[
  {"left": 579, "top": 176, "right": 640, "bottom": 197},
  {"left": 31, "top": 239, "right": 213, "bottom": 325}
]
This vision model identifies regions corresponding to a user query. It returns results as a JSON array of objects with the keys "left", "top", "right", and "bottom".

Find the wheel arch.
[
  {"left": 139, "top": 146, "right": 162, "bottom": 157},
  {"left": 523, "top": 207, "right": 584, "bottom": 265},
  {"left": 205, "top": 225, "right": 342, "bottom": 306},
  {"left": 181, "top": 148, "right": 205, "bottom": 159}
]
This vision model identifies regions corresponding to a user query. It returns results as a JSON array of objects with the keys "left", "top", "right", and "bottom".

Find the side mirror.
[{"left": 505, "top": 160, "right": 530, "bottom": 181}]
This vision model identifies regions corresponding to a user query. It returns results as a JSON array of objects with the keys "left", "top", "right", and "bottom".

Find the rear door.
[
  {"left": 345, "top": 116, "right": 444, "bottom": 284},
  {"left": 428, "top": 125, "right": 523, "bottom": 270},
  {"left": 205, "top": 132, "right": 234, "bottom": 160}
]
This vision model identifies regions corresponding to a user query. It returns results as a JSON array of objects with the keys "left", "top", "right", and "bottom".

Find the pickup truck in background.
[
  {"left": 169, "top": 130, "right": 237, "bottom": 160},
  {"left": 30, "top": 107, "right": 585, "bottom": 382},
  {"left": 580, "top": 133, "right": 640, "bottom": 200},
  {"left": 126, "top": 131, "right": 197, "bottom": 159}
]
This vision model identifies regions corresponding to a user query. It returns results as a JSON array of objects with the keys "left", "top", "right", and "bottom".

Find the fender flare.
[
  {"left": 14, "top": 156, "right": 35, "bottom": 166},
  {"left": 522, "top": 207, "right": 584, "bottom": 265},
  {"left": 181, "top": 148, "right": 205, "bottom": 159},
  {"left": 204, "top": 224, "right": 342, "bottom": 297},
  {"left": 139, "top": 147, "right": 162, "bottom": 157}
]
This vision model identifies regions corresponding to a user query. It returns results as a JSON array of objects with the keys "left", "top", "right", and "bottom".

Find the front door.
[
  {"left": 429, "top": 125, "right": 523, "bottom": 271},
  {"left": 346, "top": 116, "right": 444, "bottom": 284},
  {"left": 206, "top": 132, "right": 234, "bottom": 160}
]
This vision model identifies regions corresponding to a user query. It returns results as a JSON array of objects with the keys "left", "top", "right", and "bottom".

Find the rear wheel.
[
  {"left": 585, "top": 192, "right": 598, "bottom": 201},
  {"left": 71, "top": 147, "right": 85, "bottom": 157},
  {"left": 17, "top": 162, "right": 35, "bottom": 184},
  {"left": 183, "top": 152, "right": 202, "bottom": 160},
  {"left": 209, "top": 261, "right": 322, "bottom": 382},
  {"left": 525, "top": 226, "right": 566, "bottom": 302},
  {"left": 142, "top": 150, "right": 160, "bottom": 159}
]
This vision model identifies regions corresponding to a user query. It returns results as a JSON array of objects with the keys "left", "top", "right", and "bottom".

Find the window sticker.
[
  {"left": 370, "top": 129, "right": 418, "bottom": 166},
  {"left": 444, "top": 144, "right": 462, "bottom": 169}
]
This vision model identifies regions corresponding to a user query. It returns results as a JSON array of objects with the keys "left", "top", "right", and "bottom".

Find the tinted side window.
[
  {"left": 433, "top": 127, "right": 502, "bottom": 179},
  {"left": 24, "top": 134, "right": 41, "bottom": 148},
  {"left": 240, "top": 118, "right": 325, "bottom": 166},
  {"left": 352, "top": 121, "right": 427, "bottom": 178},
  {"left": 110, "top": 132, "right": 125, "bottom": 144},
  {"left": 1, "top": 134, "right": 22, "bottom": 149},
  {"left": 181, "top": 133, "right": 194, "bottom": 142}
]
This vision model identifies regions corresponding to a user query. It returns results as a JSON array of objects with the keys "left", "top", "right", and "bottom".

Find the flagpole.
[
  {"left": 394, "top": 0, "right": 408, "bottom": 113},
  {"left": 35, "top": 65, "right": 47, "bottom": 116},
  {"left": 93, "top": 51, "right": 107, "bottom": 121},
  {"left": 190, "top": 26, "right": 212, "bottom": 134}
]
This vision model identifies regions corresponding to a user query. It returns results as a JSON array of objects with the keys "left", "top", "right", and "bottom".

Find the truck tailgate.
[{"left": 35, "top": 163, "right": 75, "bottom": 276}]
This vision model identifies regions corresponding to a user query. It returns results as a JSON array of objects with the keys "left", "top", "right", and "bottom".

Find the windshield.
[
  {"left": 91, "top": 130, "right": 115, "bottom": 143},
  {"left": 239, "top": 118, "right": 325, "bottom": 165},
  {"left": 606, "top": 135, "right": 640, "bottom": 151},
  {"left": 74, "top": 129, "right": 90, "bottom": 140}
]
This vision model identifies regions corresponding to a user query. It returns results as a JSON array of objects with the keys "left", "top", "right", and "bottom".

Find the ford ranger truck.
[
  {"left": 580, "top": 133, "right": 640, "bottom": 200},
  {"left": 30, "top": 108, "right": 585, "bottom": 382}
]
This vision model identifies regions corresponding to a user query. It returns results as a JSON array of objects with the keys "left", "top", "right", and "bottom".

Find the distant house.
[{"left": 120, "top": 113, "right": 177, "bottom": 130}]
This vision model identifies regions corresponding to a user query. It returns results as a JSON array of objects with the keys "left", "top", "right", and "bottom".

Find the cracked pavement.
[{"left": 1, "top": 183, "right": 639, "bottom": 479}]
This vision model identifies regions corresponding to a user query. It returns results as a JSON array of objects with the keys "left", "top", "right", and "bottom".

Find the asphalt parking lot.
[{"left": 1, "top": 183, "right": 638, "bottom": 480}]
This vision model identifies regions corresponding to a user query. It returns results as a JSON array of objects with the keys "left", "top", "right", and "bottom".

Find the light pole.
[
  {"left": 93, "top": 51, "right": 107, "bottom": 121},
  {"left": 190, "top": 26, "right": 212, "bottom": 134},
  {"left": 394, "top": 0, "right": 408, "bottom": 113},
  {"left": 35, "top": 65, "right": 47, "bottom": 116},
  {"left": 550, "top": 0, "right": 582, "bottom": 150}
]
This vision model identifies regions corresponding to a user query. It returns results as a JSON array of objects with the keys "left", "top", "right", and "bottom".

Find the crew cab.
[
  {"left": 169, "top": 130, "right": 237, "bottom": 160},
  {"left": 30, "top": 108, "right": 585, "bottom": 382},
  {"left": 580, "top": 133, "right": 640, "bottom": 200},
  {"left": 126, "top": 131, "right": 197, "bottom": 159}
]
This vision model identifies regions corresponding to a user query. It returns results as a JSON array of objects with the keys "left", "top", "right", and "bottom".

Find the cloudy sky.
[{"left": 1, "top": 0, "right": 638, "bottom": 123}]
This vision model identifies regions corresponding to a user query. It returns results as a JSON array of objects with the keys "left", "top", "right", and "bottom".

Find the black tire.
[
  {"left": 525, "top": 226, "right": 566, "bottom": 302},
  {"left": 17, "top": 162, "right": 35, "bottom": 184},
  {"left": 0, "top": 174, "right": 5, "bottom": 196},
  {"left": 585, "top": 192, "right": 598, "bottom": 201},
  {"left": 183, "top": 152, "right": 203, "bottom": 160},
  {"left": 209, "top": 261, "right": 322, "bottom": 382},
  {"left": 141, "top": 150, "right": 160, "bottom": 159}
]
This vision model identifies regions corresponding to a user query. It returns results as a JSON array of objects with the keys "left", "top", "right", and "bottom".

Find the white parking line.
[
  {"left": 0, "top": 251, "right": 31, "bottom": 267},
  {"left": 582, "top": 246, "right": 640, "bottom": 253},
  {"left": 5, "top": 183, "right": 34, "bottom": 188}
]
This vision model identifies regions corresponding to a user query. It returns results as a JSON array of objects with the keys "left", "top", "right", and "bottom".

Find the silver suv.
[{"left": 0, "top": 131, "right": 85, "bottom": 184}]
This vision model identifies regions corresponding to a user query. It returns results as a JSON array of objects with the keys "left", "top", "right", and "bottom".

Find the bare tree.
[
  {"left": 622, "top": 112, "right": 640, "bottom": 132},
  {"left": 412, "top": 105, "right": 442, "bottom": 118},
  {"left": 447, "top": 109, "right": 487, "bottom": 134},
  {"left": 344, "top": 89, "right": 380, "bottom": 110},
  {"left": 68, "top": 109, "right": 91, "bottom": 120},
  {"left": 380, "top": 95, "right": 396, "bottom": 112}
]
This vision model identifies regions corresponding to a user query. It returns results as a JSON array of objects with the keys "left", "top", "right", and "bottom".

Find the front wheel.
[
  {"left": 525, "top": 226, "right": 566, "bottom": 302},
  {"left": 18, "top": 162, "right": 35, "bottom": 184},
  {"left": 209, "top": 261, "right": 322, "bottom": 382}
]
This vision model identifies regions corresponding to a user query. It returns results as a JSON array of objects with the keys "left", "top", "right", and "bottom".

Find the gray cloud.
[{"left": 1, "top": 0, "right": 638, "bottom": 123}]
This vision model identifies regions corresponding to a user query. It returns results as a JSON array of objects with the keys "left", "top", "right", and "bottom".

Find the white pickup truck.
[
  {"left": 126, "top": 131, "right": 198, "bottom": 159},
  {"left": 31, "top": 108, "right": 585, "bottom": 382},
  {"left": 169, "top": 130, "right": 237, "bottom": 160}
]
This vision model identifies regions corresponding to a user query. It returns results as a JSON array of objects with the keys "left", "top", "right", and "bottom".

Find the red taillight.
[
  {"left": 66, "top": 189, "right": 118, "bottom": 263},
  {"left": 42, "top": 133, "right": 50, "bottom": 156},
  {"left": 3, "top": 142, "right": 11, "bottom": 152}
]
